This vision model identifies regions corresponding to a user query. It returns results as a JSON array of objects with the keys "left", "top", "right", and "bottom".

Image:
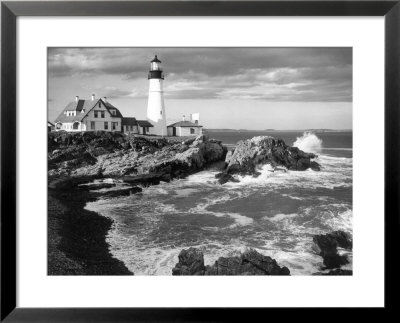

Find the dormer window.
[
  {"left": 111, "top": 109, "right": 116, "bottom": 116},
  {"left": 66, "top": 111, "right": 76, "bottom": 117}
]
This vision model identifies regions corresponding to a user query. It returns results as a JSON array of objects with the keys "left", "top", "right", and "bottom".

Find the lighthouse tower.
[{"left": 147, "top": 55, "right": 167, "bottom": 136}]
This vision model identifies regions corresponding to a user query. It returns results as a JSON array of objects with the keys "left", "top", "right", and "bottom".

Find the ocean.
[{"left": 85, "top": 130, "right": 353, "bottom": 275}]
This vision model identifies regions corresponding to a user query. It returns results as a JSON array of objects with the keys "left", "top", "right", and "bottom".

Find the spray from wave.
[{"left": 293, "top": 132, "right": 323, "bottom": 153}]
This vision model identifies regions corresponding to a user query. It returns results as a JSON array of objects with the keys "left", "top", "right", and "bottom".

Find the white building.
[
  {"left": 54, "top": 95, "right": 123, "bottom": 132},
  {"left": 167, "top": 115, "right": 203, "bottom": 137},
  {"left": 146, "top": 55, "right": 167, "bottom": 136}
]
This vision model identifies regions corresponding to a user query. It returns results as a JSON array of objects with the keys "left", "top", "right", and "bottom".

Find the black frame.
[{"left": 1, "top": 1, "right": 399, "bottom": 321}]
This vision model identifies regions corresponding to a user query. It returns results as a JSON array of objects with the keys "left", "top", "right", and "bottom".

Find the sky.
[{"left": 48, "top": 47, "right": 352, "bottom": 130}]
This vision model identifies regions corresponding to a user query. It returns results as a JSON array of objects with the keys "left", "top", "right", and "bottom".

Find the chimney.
[
  {"left": 182, "top": 115, "right": 186, "bottom": 121},
  {"left": 103, "top": 97, "right": 107, "bottom": 102},
  {"left": 91, "top": 94, "right": 95, "bottom": 101},
  {"left": 75, "top": 96, "right": 79, "bottom": 102}
]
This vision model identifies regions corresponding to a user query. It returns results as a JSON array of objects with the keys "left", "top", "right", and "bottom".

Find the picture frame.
[{"left": 1, "top": 0, "right": 399, "bottom": 320}]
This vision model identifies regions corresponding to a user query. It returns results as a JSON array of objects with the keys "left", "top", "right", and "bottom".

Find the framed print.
[{"left": 1, "top": 0, "right": 399, "bottom": 321}]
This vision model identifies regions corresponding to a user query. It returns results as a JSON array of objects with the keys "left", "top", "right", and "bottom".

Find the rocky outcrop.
[
  {"left": 48, "top": 132, "right": 227, "bottom": 185},
  {"left": 172, "top": 248, "right": 206, "bottom": 275},
  {"left": 312, "top": 230, "right": 352, "bottom": 269},
  {"left": 216, "top": 136, "right": 320, "bottom": 183},
  {"left": 172, "top": 248, "right": 290, "bottom": 276}
]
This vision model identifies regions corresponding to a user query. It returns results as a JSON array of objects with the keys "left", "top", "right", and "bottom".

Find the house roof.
[
  {"left": 122, "top": 117, "right": 138, "bottom": 126},
  {"left": 103, "top": 101, "right": 124, "bottom": 118},
  {"left": 54, "top": 98, "right": 123, "bottom": 123},
  {"left": 151, "top": 55, "right": 161, "bottom": 63},
  {"left": 137, "top": 120, "right": 154, "bottom": 127},
  {"left": 48, "top": 121, "right": 54, "bottom": 126},
  {"left": 167, "top": 121, "right": 203, "bottom": 128}
]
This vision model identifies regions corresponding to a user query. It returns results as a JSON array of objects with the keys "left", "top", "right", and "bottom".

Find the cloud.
[{"left": 48, "top": 47, "right": 352, "bottom": 102}]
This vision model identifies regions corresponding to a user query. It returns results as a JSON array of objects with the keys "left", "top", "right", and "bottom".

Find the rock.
[
  {"left": 215, "top": 172, "right": 239, "bottom": 185},
  {"left": 318, "top": 269, "right": 353, "bottom": 275},
  {"left": 182, "top": 137, "right": 196, "bottom": 146},
  {"left": 313, "top": 230, "right": 352, "bottom": 269},
  {"left": 328, "top": 230, "right": 353, "bottom": 249},
  {"left": 122, "top": 173, "right": 170, "bottom": 186},
  {"left": 172, "top": 247, "right": 205, "bottom": 275},
  {"left": 172, "top": 248, "right": 290, "bottom": 276},
  {"left": 218, "top": 136, "right": 320, "bottom": 182},
  {"left": 91, "top": 186, "right": 142, "bottom": 199},
  {"left": 76, "top": 182, "right": 115, "bottom": 190}
]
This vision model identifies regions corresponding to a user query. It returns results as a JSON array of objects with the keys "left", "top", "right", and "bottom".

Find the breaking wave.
[{"left": 293, "top": 132, "right": 323, "bottom": 153}]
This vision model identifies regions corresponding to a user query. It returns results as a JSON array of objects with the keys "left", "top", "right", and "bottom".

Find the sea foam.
[{"left": 293, "top": 132, "right": 323, "bottom": 153}]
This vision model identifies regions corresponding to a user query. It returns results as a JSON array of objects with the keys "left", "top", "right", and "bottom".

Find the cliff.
[{"left": 48, "top": 131, "right": 227, "bottom": 184}]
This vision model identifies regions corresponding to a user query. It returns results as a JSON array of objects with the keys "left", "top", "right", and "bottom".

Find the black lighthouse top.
[
  {"left": 148, "top": 55, "right": 164, "bottom": 80},
  {"left": 151, "top": 55, "right": 161, "bottom": 63}
]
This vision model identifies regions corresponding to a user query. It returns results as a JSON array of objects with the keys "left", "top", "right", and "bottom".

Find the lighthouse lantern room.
[{"left": 147, "top": 55, "right": 167, "bottom": 136}]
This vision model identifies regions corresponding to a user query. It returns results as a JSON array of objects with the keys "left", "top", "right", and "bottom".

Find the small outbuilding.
[
  {"left": 122, "top": 117, "right": 139, "bottom": 133},
  {"left": 167, "top": 120, "right": 203, "bottom": 137},
  {"left": 137, "top": 120, "right": 154, "bottom": 135}
]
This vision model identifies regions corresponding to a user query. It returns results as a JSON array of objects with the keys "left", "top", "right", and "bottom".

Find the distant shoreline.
[{"left": 206, "top": 129, "right": 352, "bottom": 133}]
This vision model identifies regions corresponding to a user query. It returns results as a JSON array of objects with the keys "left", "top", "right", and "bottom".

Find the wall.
[
  {"left": 138, "top": 126, "right": 155, "bottom": 135},
  {"left": 168, "top": 126, "right": 202, "bottom": 137},
  {"left": 123, "top": 125, "right": 139, "bottom": 133}
]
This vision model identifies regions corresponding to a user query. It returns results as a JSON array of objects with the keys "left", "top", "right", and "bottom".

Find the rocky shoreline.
[
  {"left": 48, "top": 132, "right": 227, "bottom": 275},
  {"left": 48, "top": 131, "right": 352, "bottom": 275}
]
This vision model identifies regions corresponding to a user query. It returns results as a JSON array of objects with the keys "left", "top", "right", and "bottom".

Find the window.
[
  {"left": 104, "top": 122, "right": 108, "bottom": 130},
  {"left": 91, "top": 121, "right": 95, "bottom": 130},
  {"left": 190, "top": 128, "right": 195, "bottom": 134},
  {"left": 94, "top": 111, "right": 98, "bottom": 118},
  {"left": 99, "top": 102, "right": 102, "bottom": 108},
  {"left": 101, "top": 111, "right": 105, "bottom": 118},
  {"left": 146, "top": 127, "right": 149, "bottom": 132},
  {"left": 112, "top": 122, "right": 118, "bottom": 130},
  {"left": 111, "top": 110, "right": 116, "bottom": 116}
]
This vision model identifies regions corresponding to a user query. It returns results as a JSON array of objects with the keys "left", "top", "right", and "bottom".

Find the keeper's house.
[
  {"left": 54, "top": 95, "right": 145, "bottom": 133},
  {"left": 54, "top": 95, "right": 123, "bottom": 132}
]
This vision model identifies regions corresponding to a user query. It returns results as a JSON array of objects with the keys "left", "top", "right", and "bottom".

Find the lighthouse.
[{"left": 147, "top": 55, "right": 167, "bottom": 136}]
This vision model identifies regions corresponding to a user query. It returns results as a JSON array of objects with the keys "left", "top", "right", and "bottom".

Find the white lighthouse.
[{"left": 147, "top": 55, "right": 167, "bottom": 136}]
